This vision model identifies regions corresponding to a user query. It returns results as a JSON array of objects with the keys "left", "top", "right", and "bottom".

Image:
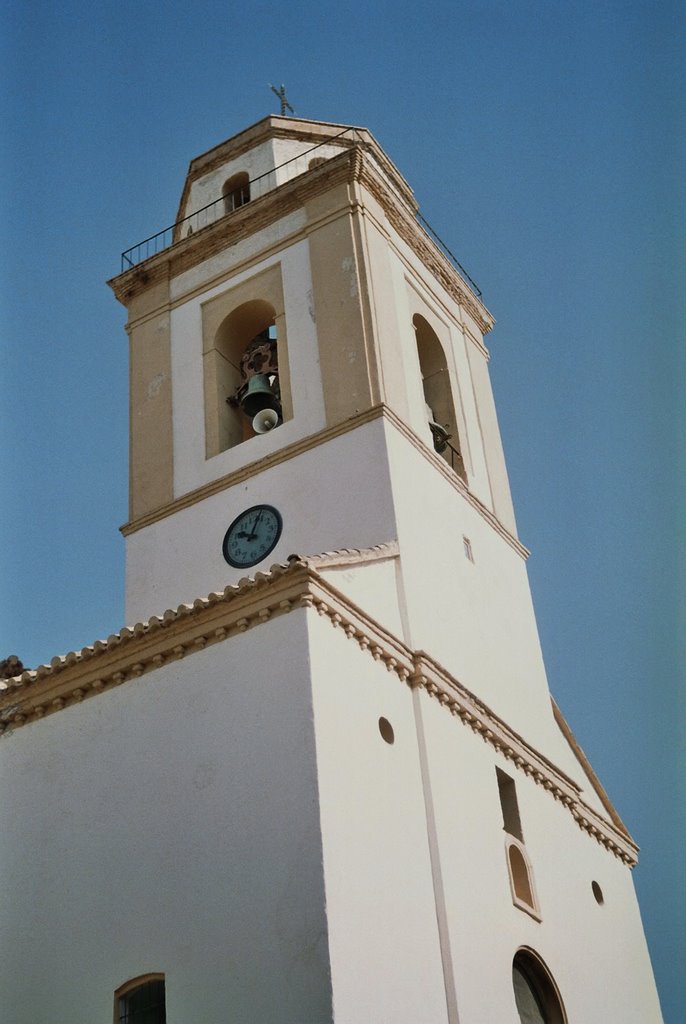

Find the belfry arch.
[
  {"left": 201, "top": 265, "right": 291, "bottom": 458},
  {"left": 412, "top": 313, "right": 466, "bottom": 481}
]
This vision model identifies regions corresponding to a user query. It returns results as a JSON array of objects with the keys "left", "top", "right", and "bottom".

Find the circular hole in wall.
[
  {"left": 591, "top": 881, "right": 604, "bottom": 905},
  {"left": 378, "top": 717, "right": 395, "bottom": 744}
]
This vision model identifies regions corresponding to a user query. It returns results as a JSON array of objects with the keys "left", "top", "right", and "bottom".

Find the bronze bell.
[{"left": 240, "top": 373, "right": 279, "bottom": 417}]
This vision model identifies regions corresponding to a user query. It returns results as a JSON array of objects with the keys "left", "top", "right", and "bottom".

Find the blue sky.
[{"left": 2, "top": 1, "right": 684, "bottom": 1018}]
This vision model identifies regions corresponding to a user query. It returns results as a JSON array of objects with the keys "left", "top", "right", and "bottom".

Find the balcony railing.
[
  {"left": 119, "top": 131, "right": 482, "bottom": 302},
  {"left": 120, "top": 127, "right": 359, "bottom": 271}
]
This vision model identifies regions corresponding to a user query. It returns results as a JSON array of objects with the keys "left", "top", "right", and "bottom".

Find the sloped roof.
[{"left": 0, "top": 542, "right": 636, "bottom": 865}]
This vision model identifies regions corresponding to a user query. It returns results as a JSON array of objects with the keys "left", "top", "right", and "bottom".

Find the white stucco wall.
[
  {"left": 307, "top": 612, "right": 451, "bottom": 1024},
  {"left": 383, "top": 417, "right": 558, "bottom": 752},
  {"left": 181, "top": 138, "right": 277, "bottom": 222},
  {"left": 0, "top": 612, "right": 334, "bottom": 1024},
  {"left": 416, "top": 687, "right": 663, "bottom": 1023},
  {"left": 125, "top": 417, "right": 397, "bottom": 625},
  {"left": 271, "top": 136, "right": 352, "bottom": 186}
]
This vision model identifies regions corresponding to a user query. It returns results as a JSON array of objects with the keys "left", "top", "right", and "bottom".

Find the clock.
[{"left": 222, "top": 504, "right": 283, "bottom": 568}]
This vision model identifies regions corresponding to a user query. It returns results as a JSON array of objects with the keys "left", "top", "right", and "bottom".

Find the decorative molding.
[
  {"left": 110, "top": 146, "right": 492, "bottom": 343},
  {"left": 174, "top": 117, "right": 412, "bottom": 229},
  {"left": 0, "top": 549, "right": 636, "bottom": 866},
  {"left": 109, "top": 151, "right": 356, "bottom": 304},
  {"left": 305, "top": 540, "right": 399, "bottom": 570},
  {"left": 355, "top": 160, "right": 495, "bottom": 335},
  {"left": 120, "top": 405, "right": 386, "bottom": 535},
  {"left": 120, "top": 405, "right": 528, "bottom": 563},
  {"left": 407, "top": 650, "right": 637, "bottom": 865}
]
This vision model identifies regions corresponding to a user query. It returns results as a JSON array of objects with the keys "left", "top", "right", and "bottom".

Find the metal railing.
[
  {"left": 120, "top": 127, "right": 360, "bottom": 271},
  {"left": 119, "top": 132, "right": 483, "bottom": 303},
  {"left": 442, "top": 437, "right": 465, "bottom": 475},
  {"left": 417, "top": 212, "right": 482, "bottom": 298}
]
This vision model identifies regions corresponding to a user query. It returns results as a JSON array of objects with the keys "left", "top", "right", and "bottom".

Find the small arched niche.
[
  {"left": 412, "top": 314, "right": 466, "bottom": 481},
  {"left": 223, "top": 171, "right": 250, "bottom": 214},
  {"left": 506, "top": 838, "right": 540, "bottom": 919},
  {"left": 512, "top": 949, "right": 567, "bottom": 1024}
]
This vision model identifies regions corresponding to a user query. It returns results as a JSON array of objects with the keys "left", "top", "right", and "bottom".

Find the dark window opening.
[
  {"left": 512, "top": 949, "right": 566, "bottom": 1024},
  {"left": 223, "top": 172, "right": 250, "bottom": 214},
  {"left": 496, "top": 767, "right": 524, "bottom": 841},
  {"left": 117, "top": 977, "right": 166, "bottom": 1024}
]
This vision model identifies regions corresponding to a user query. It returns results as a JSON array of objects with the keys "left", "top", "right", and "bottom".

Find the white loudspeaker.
[{"left": 253, "top": 407, "right": 279, "bottom": 433}]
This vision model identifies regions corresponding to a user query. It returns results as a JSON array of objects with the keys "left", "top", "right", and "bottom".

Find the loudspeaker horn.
[
  {"left": 429, "top": 420, "right": 451, "bottom": 454},
  {"left": 253, "top": 407, "right": 279, "bottom": 433}
]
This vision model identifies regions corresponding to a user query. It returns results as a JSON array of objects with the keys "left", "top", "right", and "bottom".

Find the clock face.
[{"left": 222, "top": 504, "right": 283, "bottom": 569}]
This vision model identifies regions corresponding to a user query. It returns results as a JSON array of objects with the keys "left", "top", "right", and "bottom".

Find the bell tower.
[
  {"left": 2, "top": 116, "right": 662, "bottom": 1024},
  {"left": 110, "top": 116, "right": 515, "bottom": 643}
]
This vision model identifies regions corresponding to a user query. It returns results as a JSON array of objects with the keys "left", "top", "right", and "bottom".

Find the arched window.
[
  {"left": 213, "top": 299, "right": 281, "bottom": 451},
  {"left": 223, "top": 171, "right": 250, "bottom": 214},
  {"left": 412, "top": 314, "right": 466, "bottom": 481},
  {"left": 512, "top": 949, "right": 566, "bottom": 1024},
  {"left": 508, "top": 840, "right": 536, "bottom": 909},
  {"left": 115, "top": 974, "right": 166, "bottom": 1024}
]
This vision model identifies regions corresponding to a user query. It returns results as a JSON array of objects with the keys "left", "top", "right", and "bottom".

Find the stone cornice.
[
  {"left": 118, "top": 404, "right": 527, "bottom": 562},
  {"left": 109, "top": 150, "right": 358, "bottom": 305},
  {"left": 355, "top": 160, "right": 495, "bottom": 335},
  {"left": 0, "top": 551, "right": 636, "bottom": 866},
  {"left": 407, "top": 652, "right": 637, "bottom": 865},
  {"left": 119, "top": 405, "right": 385, "bottom": 535},
  {"left": 173, "top": 117, "right": 413, "bottom": 229},
  {"left": 109, "top": 146, "right": 491, "bottom": 340}
]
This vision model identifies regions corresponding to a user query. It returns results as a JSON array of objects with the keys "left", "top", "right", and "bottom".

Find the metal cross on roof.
[{"left": 270, "top": 83, "right": 294, "bottom": 116}]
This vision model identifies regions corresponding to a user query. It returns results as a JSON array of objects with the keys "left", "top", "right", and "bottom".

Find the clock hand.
[{"left": 247, "top": 509, "right": 264, "bottom": 541}]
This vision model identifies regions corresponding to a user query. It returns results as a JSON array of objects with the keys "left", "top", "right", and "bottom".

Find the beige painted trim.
[
  {"left": 504, "top": 836, "right": 542, "bottom": 922},
  {"left": 119, "top": 404, "right": 528, "bottom": 561},
  {"left": 174, "top": 116, "right": 415, "bottom": 231},
  {"left": 1, "top": 553, "right": 636, "bottom": 866},
  {"left": 358, "top": 196, "right": 492, "bottom": 361},
  {"left": 109, "top": 146, "right": 493, "bottom": 336},
  {"left": 119, "top": 405, "right": 385, "bottom": 535}
]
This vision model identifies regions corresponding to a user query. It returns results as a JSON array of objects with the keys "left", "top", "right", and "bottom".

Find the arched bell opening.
[
  {"left": 512, "top": 948, "right": 567, "bottom": 1024},
  {"left": 222, "top": 171, "right": 250, "bottom": 214},
  {"left": 211, "top": 299, "right": 282, "bottom": 452},
  {"left": 412, "top": 314, "right": 466, "bottom": 482},
  {"left": 202, "top": 266, "right": 291, "bottom": 460}
]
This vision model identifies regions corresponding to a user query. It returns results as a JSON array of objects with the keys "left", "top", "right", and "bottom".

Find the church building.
[{"left": 0, "top": 115, "right": 663, "bottom": 1023}]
